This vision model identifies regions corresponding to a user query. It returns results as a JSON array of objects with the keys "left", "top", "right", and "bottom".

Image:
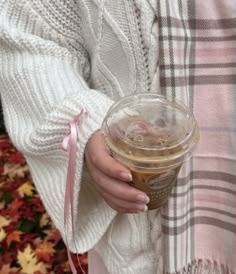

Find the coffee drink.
[{"left": 102, "top": 94, "right": 199, "bottom": 210}]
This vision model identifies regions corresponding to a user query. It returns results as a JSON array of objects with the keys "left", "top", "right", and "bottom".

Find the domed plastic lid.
[{"left": 102, "top": 94, "right": 199, "bottom": 167}]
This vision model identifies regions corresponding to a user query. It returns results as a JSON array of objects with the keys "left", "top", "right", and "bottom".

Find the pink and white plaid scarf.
[{"left": 157, "top": 1, "right": 236, "bottom": 273}]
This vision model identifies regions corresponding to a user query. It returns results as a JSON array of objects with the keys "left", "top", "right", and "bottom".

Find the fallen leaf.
[
  {"left": 0, "top": 141, "right": 12, "bottom": 151},
  {"left": 0, "top": 201, "right": 5, "bottom": 210},
  {"left": 63, "top": 260, "right": 71, "bottom": 273},
  {"left": 9, "top": 151, "right": 25, "bottom": 164},
  {"left": 39, "top": 214, "right": 50, "bottom": 228},
  {"left": 46, "top": 229, "right": 62, "bottom": 244},
  {"left": 0, "top": 215, "right": 11, "bottom": 229},
  {"left": 0, "top": 264, "right": 20, "bottom": 274},
  {"left": 6, "top": 230, "right": 23, "bottom": 246},
  {"left": 0, "top": 228, "right": 7, "bottom": 242},
  {"left": 7, "top": 200, "right": 25, "bottom": 218},
  {"left": 36, "top": 241, "right": 55, "bottom": 264},
  {"left": 3, "top": 163, "right": 29, "bottom": 179},
  {"left": 17, "top": 244, "right": 48, "bottom": 274},
  {"left": 17, "top": 182, "right": 34, "bottom": 197}
]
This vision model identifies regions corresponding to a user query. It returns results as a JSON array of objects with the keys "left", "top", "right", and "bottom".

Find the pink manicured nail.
[
  {"left": 136, "top": 194, "right": 150, "bottom": 204},
  {"left": 136, "top": 204, "right": 148, "bottom": 212},
  {"left": 120, "top": 172, "right": 132, "bottom": 181}
]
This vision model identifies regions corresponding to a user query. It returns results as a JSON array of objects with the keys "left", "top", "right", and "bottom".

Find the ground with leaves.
[{"left": 0, "top": 135, "right": 88, "bottom": 274}]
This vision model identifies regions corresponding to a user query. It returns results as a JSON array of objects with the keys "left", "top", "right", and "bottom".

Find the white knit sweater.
[
  {"left": 0, "top": 0, "right": 166, "bottom": 273},
  {"left": 4, "top": 1, "right": 235, "bottom": 274}
]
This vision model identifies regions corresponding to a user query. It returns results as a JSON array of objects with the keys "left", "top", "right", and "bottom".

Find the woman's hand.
[{"left": 85, "top": 130, "right": 149, "bottom": 213}]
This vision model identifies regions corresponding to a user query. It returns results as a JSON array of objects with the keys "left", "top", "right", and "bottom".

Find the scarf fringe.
[{"left": 168, "top": 259, "right": 235, "bottom": 274}]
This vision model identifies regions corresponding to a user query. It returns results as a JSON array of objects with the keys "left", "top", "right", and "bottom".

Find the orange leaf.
[
  {"left": 6, "top": 230, "right": 23, "bottom": 246},
  {"left": 35, "top": 241, "right": 56, "bottom": 264}
]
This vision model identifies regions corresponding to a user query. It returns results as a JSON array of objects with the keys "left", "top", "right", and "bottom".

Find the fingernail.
[
  {"left": 120, "top": 172, "right": 132, "bottom": 181},
  {"left": 136, "top": 194, "right": 150, "bottom": 204},
  {"left": 136, "top": 204, "right": 148, "bottom": 212}
]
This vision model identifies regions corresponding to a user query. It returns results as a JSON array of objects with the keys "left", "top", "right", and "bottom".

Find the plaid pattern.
[{"left": 158, "top": 1, "right": 236, "bottom": 273}]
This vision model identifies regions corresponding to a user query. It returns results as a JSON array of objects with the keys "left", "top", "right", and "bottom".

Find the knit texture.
[{"left": 0, "top": 1, "right": 236, "bottom": 273}]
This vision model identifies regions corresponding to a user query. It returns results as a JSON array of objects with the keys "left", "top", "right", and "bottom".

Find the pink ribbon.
[{"left": 62, "top": 108, "right": 88, "bottom": 274}]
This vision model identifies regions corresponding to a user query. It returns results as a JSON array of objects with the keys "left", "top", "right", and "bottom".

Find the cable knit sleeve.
[{"left": 0, "top": 0, "right": 117, "bottom": 253}]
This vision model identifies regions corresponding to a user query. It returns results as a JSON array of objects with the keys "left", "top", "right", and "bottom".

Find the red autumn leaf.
[
  {"left": 0, "top": 136, "right": 89, "bottom": 273},
  {"left": 0, "top": 141, "right": 12, "bottom": 151},
  {"left": 2, "top": 221, "right": 19, "bottom": 234},
  {"left": 9, "top": 152, "right": 25, "bottom": 164},
  {"left": 0, "top": 252, "right": 16, "bottom": 266},
  {"left": 0, "top": 201, "right": 5, "bottom": 210},
  {"left": 22, "top": 233, "right": 38, "bottom": 244},
  {"left": 46, "top": 229, "right": 62, "bottom": 245},
  {"left": 1, "top": 180, "right": 21, "bottom": 192},
  {"left": 7, "top": 200, "right": 24, "bottom": 218},
  {"left": 17, "top": 205, "right": 36, "bottom": 221},
  {"left": 35, "top": 241, "right": 55, "bottom": 264},
  {"left": 6, "top": 230, "right": 23, "bottom": 246},
  {"left": 30, "top": 197, "right": 46, "bottom": 212}
]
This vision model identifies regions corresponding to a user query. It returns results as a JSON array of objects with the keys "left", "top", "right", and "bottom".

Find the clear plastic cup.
[{"left": 101, "top": 94, "right": 199, "bottom": 210}]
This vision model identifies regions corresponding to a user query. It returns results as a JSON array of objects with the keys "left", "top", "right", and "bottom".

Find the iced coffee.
[{"left": 102, "top": 94, "right": 199, "bottom": 210}]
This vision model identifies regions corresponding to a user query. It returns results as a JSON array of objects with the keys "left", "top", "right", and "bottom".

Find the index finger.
[{"left": 91, "top": 146, "right": 133, "bottom": 182}]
